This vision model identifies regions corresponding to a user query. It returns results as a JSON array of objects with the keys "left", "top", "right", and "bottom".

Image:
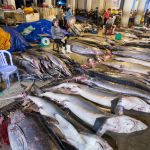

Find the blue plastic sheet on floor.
[
  {"left": 3, "top": 27, "right": 29, "bottom": 53},
  {"left": 16, "top": 19, "right": 53, "bottom": 43}
]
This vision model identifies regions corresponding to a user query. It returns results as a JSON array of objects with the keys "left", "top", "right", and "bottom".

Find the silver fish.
[
  {"left": 50, "top": 82, "right": 150, "bottom": 114},
  {"left": 40, "top": 92, "right": 147, "bottom": 134},
  {"left": 55, "top": 114, "right": 113, "bottom": 150},
  {"left": 73, "top": 75, "right": 150, "bottom": 102},
  {"left": 8, "top": 110, "right": 59, "bottom": 150},
  {"left": 102, "top": 61, "right": 150, "bottom": 76},
  {"left": 27, "top": 96, "right": 113, "bottom": 150},
  {"left": 71, "top": 44, "right": 104, "bottom": 56},
  {"left": 113, "top": 56, "right": 150, "bottom": 67},
  {"left": 113, "top": 51, "right": 150, "bottom": 62},
  {"left": 46, "top": 53, "right": 72, "bottom": 76}
]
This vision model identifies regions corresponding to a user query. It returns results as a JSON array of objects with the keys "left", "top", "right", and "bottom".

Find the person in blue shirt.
[{"left": 64, "top": 7, "right": 72, "bottom": 29}]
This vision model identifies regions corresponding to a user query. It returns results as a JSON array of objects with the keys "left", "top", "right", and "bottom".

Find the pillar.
[
  {"left": 134, "top": 0, "right": 147, "bottom": 25},
  {"left": 23, "top": 0, "right": 26, "bottom": 7},
  {"left": 105, "top": 0, "right": 112, "bottom": 10},
  {"left": 34, "top": 0, "right": 37, "bottom": 7},
  {"left": 121, "top": 0, "right": 134, "bottom": 27},
  {"left": 99, "top": 0, "right": 105, "bottom": 13},
  {"left": 77, "top": 0, "right": 85, "bottom": 9},
  {"left": 133, "top": 0, "right": 139, "bottom": 11},
  {"left": 71, "top": 0, "right": 76, "bottom": 15},
  {"left": 45, "top": 0, "right": 52, "bottom": 5},
  {"left": 86, "top": 0, "right": 92, "bottom": 12},
  {"left": 7, "top": 0, "right": 16, "bottom": 9}
]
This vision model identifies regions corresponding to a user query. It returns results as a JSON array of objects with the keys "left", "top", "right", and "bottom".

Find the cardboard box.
[{"left": 14, "top": 13, "right": 25, "bottom": 23}]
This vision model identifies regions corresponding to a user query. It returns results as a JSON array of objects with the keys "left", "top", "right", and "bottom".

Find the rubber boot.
[
  {"left": 66, "top": 45, "right": 72, "bottom": 53},
  {"left": 62, "top": 46, "right": 66, "bottom": 54}
]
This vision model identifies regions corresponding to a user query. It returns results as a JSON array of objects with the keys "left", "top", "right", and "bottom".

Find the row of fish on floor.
[{"left": 6, "top": 26, "right": 150, "bottom": 150}]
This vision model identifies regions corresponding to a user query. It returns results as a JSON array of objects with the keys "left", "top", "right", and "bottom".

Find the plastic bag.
[{"left": 16, "top": 19, "right": 52, "bottom": 43}]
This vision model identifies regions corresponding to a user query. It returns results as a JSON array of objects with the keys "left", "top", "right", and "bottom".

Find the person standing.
[
  {"left": 105, "top": 15, "right": 116, "bottom": 35},
  {"left": 104, "top": 8, "right": 111, "bottom": 25},
  {"left": 64, "top": 7, "right": 72, "bottom": 29},
  {"left": 56, "top": 5, "right": 64, "bottom": 28},
  {"left": 95, "top": 7, "right": 99, "bottom": 25},
  {"left": 144, "top": 9, "right": 149, "bottom": 26}
]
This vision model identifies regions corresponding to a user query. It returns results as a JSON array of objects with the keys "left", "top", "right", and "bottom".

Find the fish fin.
[
  {"left": 111, "top": 97, "right": 120, "bottom": 114},
  {"left": 93, "top": 117, "right": 108, "bottom": 133}
]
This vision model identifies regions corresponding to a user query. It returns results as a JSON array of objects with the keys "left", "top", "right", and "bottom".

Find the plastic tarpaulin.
[
  {"left": 4, "top": 27, "right": 29, "bottom": 53},
  {"left": 0, "top": 28, "right": 11, "bottom": 50},
  {"left": 16, "top": 19, "right": 52, "bottom": 43}
]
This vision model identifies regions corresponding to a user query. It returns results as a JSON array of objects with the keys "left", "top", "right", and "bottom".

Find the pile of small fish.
[{"left": 13, "top": 50, "right": 82, "bottom": 81}]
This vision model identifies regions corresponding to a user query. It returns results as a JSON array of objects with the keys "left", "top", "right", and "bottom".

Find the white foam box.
[{"left": 25, "top": 13, "right": 40, "bottom": 22}]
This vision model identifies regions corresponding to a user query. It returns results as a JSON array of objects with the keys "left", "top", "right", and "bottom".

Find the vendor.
[
  {"left": 105, "top": 15, "right": 116, "bottom": 35},
  {"left": 64, "top": 7, "right": 72, "bottom": 29},
  {"left": 56, "top": 5, "right": 65, "bottom": 28},
  {"left": 104, "top": 8, "right": 111, "bottom": 25},
  {"left": 51, "top": 18, "right": 70, "bottom": 54}
]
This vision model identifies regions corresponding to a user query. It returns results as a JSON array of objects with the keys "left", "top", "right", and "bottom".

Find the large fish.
[
  {"left": 46, "top": 53, "right": 72, "bottom": 77},
  {"left": 54, "top": 114, "right": 113, "bottom": 150},
  {"left": 21, "top": 53, "right": 42, "bottom": 70},
  {"left": 102, "top": 61, "right": 150, "bottom": 75},
  {"left": 50, "top": 82, "right": 150, "bottom": 114},
  {"left": 71, "top": 44, "right": 104, "bottom": 56},
  {"left": 112, "top": 50, "right": 150, "bottom": 62},
  {"left": 8, "top": 110, "right": 59, "bottom": 150},
  {"left": 113, "top": 46, "right": 150, "bottom": 54},
  {"left": 13, "top": 56, "right": 43, "bottom": 79},
  {"left": 87, "top": 70, "right": 150, "bottom": 92},
  {"left": 113, "top": 56, "right": 150, "bottom": 67},
  {"left": 27, "top": 96, "right": 113, "bottom": 150},
  {"left": 123, "top": 41, "right": 150, "bottom": 48},
  {"left": 39, "top": 92, "right": 147, "bottom": 134},
  {"left": 72, "top": 75, "right": 150, "bottom": 101}
]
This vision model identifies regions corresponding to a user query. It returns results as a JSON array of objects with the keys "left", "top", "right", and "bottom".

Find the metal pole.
[
  {"left": 23, "top": 0, "right": 26, "bottom": 7},
  {"left": 86, "top": 0, "right": 92, "bottom": 12}
]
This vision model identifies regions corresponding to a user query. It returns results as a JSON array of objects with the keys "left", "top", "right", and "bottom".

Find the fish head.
[
  {"left": 10, "top": 110, "right": 25, "bottom": 124},
  {"left": 100, "top": 115, "right": 147, "bottom": 134},
  {"left": 121, "top": 96, "right": 150, "bottom": 113}
]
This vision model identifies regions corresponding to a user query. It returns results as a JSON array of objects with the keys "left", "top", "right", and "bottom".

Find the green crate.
[{"left": 115, "top": 33, "right": 122, "bottom": 40}]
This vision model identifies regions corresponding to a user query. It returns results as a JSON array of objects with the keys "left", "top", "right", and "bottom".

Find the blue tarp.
[
  {"left": 16, "top": 19, "right": 52, "bottom": 43},
  {"left": 4, "top": 27, "right": 29, "bottom": 53}
]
